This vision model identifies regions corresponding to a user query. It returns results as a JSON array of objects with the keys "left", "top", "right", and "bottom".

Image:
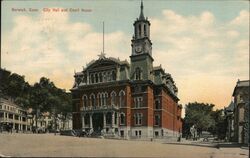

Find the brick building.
[{"left": 71, "top": 1, "right": 182, "bottom": 139}]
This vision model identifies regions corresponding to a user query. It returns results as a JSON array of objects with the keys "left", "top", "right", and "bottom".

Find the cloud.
[
  {"left": 2, "top": 8, "right": 130, "bottom": 90},
  {"left": 1, "top": 8, "right": 249, "bottom": 109},
  {"left": 150, "top": 9, "right": 249, "bottom": 108}
]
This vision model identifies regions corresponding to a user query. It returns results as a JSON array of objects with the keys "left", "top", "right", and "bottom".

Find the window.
[
  {"left": 119, "top": 90, "right": 125, "bottom": 107},
  {"left": 120, "top": 130, "right": 124, "bottom": 137},
  {"left": 112, "top": 71, "right": 116, "bottom": 81},
  {"left": 138, "top": 24, "right": 141, "bottom": 37},
  {"left": 155, "top": 131, "right": 159, "bottom": 137},
  {"left": 139, "top": 130, "right": 142, "bottom": 136},
  {"left": 103, "top": 72, "right": 107, "bottom": 82},
  {"left": 95, "top": 73, "right": 98, "bottom": 83},
  {"left": 107, "top": 72, "right": 111, "bottom": 81},
  {"left": 134, "top": 97, "right": 143, "bottom": 108},
  {"left": 135, "top": 113, "right": 143, "bottom": 125},
  {"left": 101, "top": 92, "right": 108, "bottom": 106},
  {"left": 91, "top": 74, "right": 94, "bottom": 83},
  {"left": 120, "top": 113, "right": 125, "bottom": 125},
  {"left": 99, "top": 73, "right": 103, "bottom": 82},
  {"left": 135, "top": 131, "right": 138, "bottom": 136},
  {"left": 154, "top": 115, "right": 160, "bottom": 126},
  {"left": 155, "top": 99, "right": 160, "bottom": 109},
  {"left": 101, "top": 93, "right": 105, "bottom": 106},
  {"left": 144, "top": 24, "right": 146, "bottom": 36},
  {"left": 135, "top": 67, "right": 142, "bottom": 80},
  {"left": 98, "top": 93, "right": 102, "bottom": 106},
  {"left": 111, "top": 91, "right": 116, "bottom": 105},
  {"left": 90, "top": 94, "right": 95, "bottom": 106},
  {"left": 83, "top": 95, "right": 88, "bottom": 107}
]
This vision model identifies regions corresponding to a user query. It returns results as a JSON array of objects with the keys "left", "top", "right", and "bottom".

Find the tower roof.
[{"left": 139, "top": 0, "right": 145, "bottom": 20}]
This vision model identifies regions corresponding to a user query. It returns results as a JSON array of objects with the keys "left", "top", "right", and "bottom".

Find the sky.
[{"left": 1, "top": 0, "right": 249, "bottom": 110}]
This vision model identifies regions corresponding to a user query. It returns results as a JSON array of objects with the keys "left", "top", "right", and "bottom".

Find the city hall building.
[{"left": 71, "top": 1, "right": 182, "bottom": 139}]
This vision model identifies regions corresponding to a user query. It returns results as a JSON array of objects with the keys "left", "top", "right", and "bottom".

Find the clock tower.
[{"left": 130, "top": 0, "right": 153, "bottom": 81}]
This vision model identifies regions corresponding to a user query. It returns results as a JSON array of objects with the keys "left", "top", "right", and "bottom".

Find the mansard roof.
[
  {"left": 84, "top": 56, "right": 129, "bottom": 71},
  {"left": 232, "top": 80, "right": 249, "bottom": 96}
]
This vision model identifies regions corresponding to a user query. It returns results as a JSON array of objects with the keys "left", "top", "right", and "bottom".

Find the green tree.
[{"left": 184, "top": 102, "right": 215, "bottom": 137}]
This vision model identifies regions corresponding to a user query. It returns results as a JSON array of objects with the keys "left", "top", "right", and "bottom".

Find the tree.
[
  {"left": 211, "top": 109, "right": 227, "bottom": 139},
  {"left": 184, "top": 102, "right": 215, "bottom": 137},
  {"left": 1, "top": 69, "right": 72, "bottom": 131}
]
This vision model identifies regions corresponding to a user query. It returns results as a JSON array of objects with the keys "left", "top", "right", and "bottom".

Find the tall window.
[
  {"left": 90, "top": 94, "right": 95, "bottom": 106},
  {"left": 111, "top": 91, "right": 116, "bottom": 105},
  {"left": 135, "top": 67, "right": 142, "bottom": 80},
  {"left": 102, "top": 92, "right": 108, "bottom": 106},
  {"left": 155, "top": 99, "right": 160, "bottom": 109},
  {"left": 138, "top": 24, "right": 141, "bottom": 37},
  {"left": 91, "top": 74, "right": 94, "bottom": 83},
  {"left": 134, "top": 97, "right": 143, "bottom": 108},
  {"left": 95, "top": 73, "right": 98, "bottom": 83},
  {"left": 119, "top": 90, "right": 125, "bottom": 107},
  {"left": 154, "top": 115, "right": 160, "bottom": 126},
  {"left": 99, "top": 73, "right": 103, "bottom": 82},
  {"left": 112, "top": 71, "right": 116, "bottom": 81},
  {"left": 107, "top": 72, "right": 111, "bottom": 81},
  {"left": 135, "top": 113, "right": 143, "bottom": 125},
  {"left": 98, "top": 93, "right": 102, "bottom": 106},
  {"left": 103, "top": 72, "right": 107, "bottom": 82},
  {"left": 83, "top": 95, "right": 88, "bottom": 107},
  {"left": 144, "top": 24, "right": 146, "bottom": 36},
  {"left": 120, "top": 113, "right": 125, "bottom": 125}
]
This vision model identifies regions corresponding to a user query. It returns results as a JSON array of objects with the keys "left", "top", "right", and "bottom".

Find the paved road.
[{"left": 0, "top": 133, "right": 248, "bottom": 157}]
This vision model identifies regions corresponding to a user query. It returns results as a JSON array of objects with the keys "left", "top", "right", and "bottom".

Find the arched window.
[
  {"left": 120, "top": 113, "right": 125, "bottom": 125},
  {"left": 97, "top": 93, "right": 102, "bottom": 106},
  {"left": 95, "top": 73, "right": 98, "bottom": 83},
  {"left": 104, "top": 92, "right": 108, "bottom": 105},
  {"left": 138, "top": 24, "right": 141, "bottom": 37},
  {"left": 91, "top": 74, "right": 94, "bottom": 83},
  {"left": 119, "top": 90, "right": 125, "bottom": 107},
  {"left": 111, "top": 91, "right": 117, "bottom": 105},
  {"left": 107, "top": 72, "right": 111, "bottom": 81},
  {"left": 90, "top": 94, "right": 95, "bottom": 106},
  {"left": 103, "top": 72, "right": 107, "bottom": 82},
  {"left": 82, "top": 95, "right": 88, "bottom": 107},
  {"left": 144, "top": 24, "right": 146, "bottom": 36},
  {"left": 135, "top": 67, "right": 142, "bottom": 80},
  {"left": 112, "top": 71, "right": 116, "bottom": 81},
  {"left": 99, "top": 73, "right": 103, "bottom": 82}
]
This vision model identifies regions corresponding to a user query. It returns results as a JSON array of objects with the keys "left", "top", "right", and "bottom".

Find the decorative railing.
[{"left": 81, "top": 105, "right": 119, "bottom": 111}]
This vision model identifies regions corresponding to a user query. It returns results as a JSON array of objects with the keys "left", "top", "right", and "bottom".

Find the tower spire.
[{"left": 139, "top": 0, "right": 145, "bottom": 20}]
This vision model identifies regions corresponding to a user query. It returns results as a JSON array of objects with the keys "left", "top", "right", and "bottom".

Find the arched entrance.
[{"left": 92, "top": 113, "right": 103, "bottom": 132}]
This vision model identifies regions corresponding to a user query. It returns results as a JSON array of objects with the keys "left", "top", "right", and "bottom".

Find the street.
[{"left": 0, "top": 133, "right": 248, "bottom": 157}]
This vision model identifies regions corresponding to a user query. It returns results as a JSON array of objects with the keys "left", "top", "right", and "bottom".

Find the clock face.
[{"left": 135, "top": 45, "right": 142, "bottom": 53}]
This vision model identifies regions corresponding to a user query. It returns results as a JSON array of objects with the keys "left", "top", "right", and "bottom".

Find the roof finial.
[
  {"left": 98, "top": 21, "right": 106, "bottom": 59},
  {"left": 139, "top": 0, "right": 145, "bottom": 20}
]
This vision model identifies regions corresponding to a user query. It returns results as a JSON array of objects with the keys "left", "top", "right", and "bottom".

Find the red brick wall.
[
  {"left": 161, "top": 90, "right": 180, "bottom": 131},
  {"left": 147, "top": 86, "right": 154, "bottom": 127}
]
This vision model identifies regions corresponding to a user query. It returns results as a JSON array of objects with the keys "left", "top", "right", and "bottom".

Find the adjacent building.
[
  {"left": 232, "top": 80, "right": 249, "bottom": 144},
  {"left": 0, "top": 96, "right": 29, "bottom": 132},
  {"left": 224, "top": 101, "right": 234, "bottom": 141},
  {"left": 71, "top": 1, "right": 182, "bottom": 139}
]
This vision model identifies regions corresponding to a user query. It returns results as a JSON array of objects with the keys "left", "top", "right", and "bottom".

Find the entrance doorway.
[{"left": 92, "top": 113, "right": 103, "bottom": 132}]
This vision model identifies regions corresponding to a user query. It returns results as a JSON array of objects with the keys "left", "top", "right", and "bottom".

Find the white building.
[{"left": 0, "top": 97, "right": 29, "bottom": 132}]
